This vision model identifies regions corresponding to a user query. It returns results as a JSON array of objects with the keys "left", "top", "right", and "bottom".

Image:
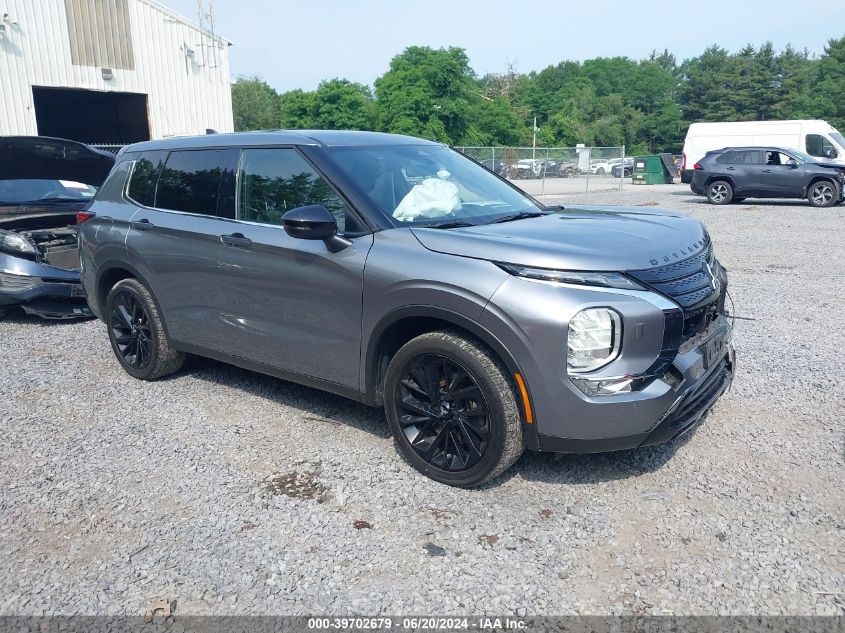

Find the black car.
[
  {"left": 611, "top": 158, "right": 634, "bottom": 178},
  {"left": 690, "top": 146, "right": 845, "bottom": 207},
  {"left": 479, "top": 158, "right": 510, "bottom": 177}
]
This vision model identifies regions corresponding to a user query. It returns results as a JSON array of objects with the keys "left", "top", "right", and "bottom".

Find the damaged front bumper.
[{"left": 0, "top": 253, "right": 92, "bottom": 319}]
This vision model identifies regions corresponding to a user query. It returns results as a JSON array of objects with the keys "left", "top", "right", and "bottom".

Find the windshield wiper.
[
  {"left": 489, "top": 210, "right": 548, "bottom": 224},
  {"left": 421, "top": 221, "right": 476, "bottom": 229}
]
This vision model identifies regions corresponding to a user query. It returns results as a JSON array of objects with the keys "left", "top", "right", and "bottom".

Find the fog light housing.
[
  {"left": 572, "top": 376, "right": 633, "bottom": 396},
  {"left": 567, "top": 307, "right": 622, "bottom": 373}
]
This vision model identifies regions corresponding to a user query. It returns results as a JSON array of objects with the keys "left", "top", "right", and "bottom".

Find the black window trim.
[
  {"left": 231, "top": 144, "right": 372, "bottom": 237},
  {"left": 122, "top": 148, "right": 233, "bottom": 222}
]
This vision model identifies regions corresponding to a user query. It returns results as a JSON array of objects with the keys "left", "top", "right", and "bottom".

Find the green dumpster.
[{"left": 632, "top": 154, "right": 675, "bottom": 185}]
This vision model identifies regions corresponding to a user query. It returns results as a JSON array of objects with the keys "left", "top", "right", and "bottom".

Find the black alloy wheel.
[
  {"left": 109, "top": 291, "right": 153, "bottom": 370},
  {"left": 394, "top": 354, "right": 490, "bottom": 472}
]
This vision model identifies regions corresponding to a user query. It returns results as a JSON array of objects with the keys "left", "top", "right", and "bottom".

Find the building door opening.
[{"left": 32, "top": 86, "right": 150, "bottom": 144}]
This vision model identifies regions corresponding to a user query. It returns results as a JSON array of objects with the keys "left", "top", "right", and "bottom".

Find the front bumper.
[
  {"left": 0, "top": 254, "right": 92, "bottom": 319},
  {"left": 537, "top": 336, "right": 735, "bottom": 453}
]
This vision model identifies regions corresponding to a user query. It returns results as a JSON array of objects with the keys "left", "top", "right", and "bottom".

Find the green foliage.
[
  {"left": 232, "top": 37, "right": 845, "bottom": 152},
  {"left": 231, "top": 76, "right": 280, "bottom": 131}
]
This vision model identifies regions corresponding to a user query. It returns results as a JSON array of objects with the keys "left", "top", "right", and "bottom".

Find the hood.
[
  {"left": 410, "top": 206, "right": 709, "bottom": 272},
  {"left": 0, "top": 136, "right": 115, "bottom": 187},
  {"left": 810, "top": 162, "right": 845, "bottom": 172}
]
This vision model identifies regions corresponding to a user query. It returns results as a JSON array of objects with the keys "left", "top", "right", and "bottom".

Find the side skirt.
[{"left": 171, "top": 340, "right": 367, "bottom": 404}]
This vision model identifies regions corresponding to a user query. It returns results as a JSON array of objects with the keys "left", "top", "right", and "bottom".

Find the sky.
[{"left": 162, "top": 0, "right": 845, "bottom": 92}]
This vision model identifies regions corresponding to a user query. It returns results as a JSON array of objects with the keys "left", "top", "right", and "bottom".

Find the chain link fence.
[{"left": 456, "top": 146, "right": 627, "bottom": 197}]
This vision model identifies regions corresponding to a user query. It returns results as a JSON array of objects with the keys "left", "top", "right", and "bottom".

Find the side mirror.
[
  {"left": 786, "top": 158, "right": 798, "bottom": 168},
  {"left": 282, "top": 205, "right": 352, "bottom": 252},
  {"left": 825, "top": 148, "right": 838, "bottom": 159}
]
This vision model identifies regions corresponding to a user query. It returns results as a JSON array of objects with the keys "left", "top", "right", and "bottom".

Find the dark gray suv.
[
  {"left": 691, "top": 146, "right": 845, "bottom": 206},
  {"left": 80, "top": 131, "right": 735, "bottom": 486}
]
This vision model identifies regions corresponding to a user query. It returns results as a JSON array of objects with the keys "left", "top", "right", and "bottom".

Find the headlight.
[
  {"left": 0, "top": 231, "right": 37, "bottom": 256},
  {"left": 567, "top": 307, "right": 622, "bottom": 373},
  {"left": 497, "top": 263, "right": 644, "bottom": 290}
]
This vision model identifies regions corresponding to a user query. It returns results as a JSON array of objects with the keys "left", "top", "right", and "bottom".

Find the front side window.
[
  {"left": 806, "top": 134, "right": 836, "bottom": 158},
  {"left": 765, "top": 151, "right": 796, "bottom": 166},
  {"left": 237, "top": 148, "right": 353, "bottom": 233},
  {"left": 326, "top": 145, "right": 543, "bottom": 226},
  {"left": 155, "top": 150, "right": 229, "bottom": 216}
]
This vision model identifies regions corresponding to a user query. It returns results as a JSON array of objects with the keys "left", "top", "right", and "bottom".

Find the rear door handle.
[
  {"left": 763, "top": 169, "right": 773, "bottom": 173},
  {"left": 220, "top": 232, "right": 252, "bottom": 247},
  {"left": 726, "top": 166, "right": 736, "bottom": 171},
  {"left": 130, "top": 219, "right": 154, "bottom": 231}
]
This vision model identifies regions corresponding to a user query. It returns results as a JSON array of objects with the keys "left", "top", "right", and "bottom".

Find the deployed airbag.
[{"left": 393, "top": 178, "right": 462, "bottom": 221}]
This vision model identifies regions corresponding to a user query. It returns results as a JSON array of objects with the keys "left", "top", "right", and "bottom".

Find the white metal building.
[{"left": 0, "top": 0, "right": 234, "bottom": 143}]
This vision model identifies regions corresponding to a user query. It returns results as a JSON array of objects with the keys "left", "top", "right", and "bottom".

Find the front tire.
[
  {"left": 706, "top": 180, "right": 733, "bottom": 205},
  {"left": 808, "top": 180, "right": 838, "bottom": 207},
  {"left": 105, "top": 278, "right": 185, "bottom": 380},
  {"left": 383, "top": 330, "right": 525, "bottom": 487}
]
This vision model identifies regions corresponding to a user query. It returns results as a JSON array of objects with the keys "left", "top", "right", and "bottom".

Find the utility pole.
[{"left": 532, "top": 116, "right": 537, "bottom": 162}]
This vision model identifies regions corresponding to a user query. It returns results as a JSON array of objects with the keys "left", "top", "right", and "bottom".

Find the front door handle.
[
  {"left": 763, "top": 169, "right": 773, "bottom": 173},
  {"left": 726, "top": 166, "right": 736, "bottom": 171},
  {"left": 130, "top": 219, "right": 154, "bottom": 231},
  {"left": 220, "top": 232, "right": 252, "bottom": 247}
]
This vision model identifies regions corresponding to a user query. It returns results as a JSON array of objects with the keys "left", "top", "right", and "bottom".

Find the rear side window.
[
  {"left": 716, "top": 151, "right": 761, "bottom": 165},
  {"left": 237, "top": 148, "right": 360, "bottom": 233},
  {"left": 155, "top": 149, "right": 236, "bottom": 217},
  {"left": 126, "top": 150, "right": 167, "bottom": 206}
]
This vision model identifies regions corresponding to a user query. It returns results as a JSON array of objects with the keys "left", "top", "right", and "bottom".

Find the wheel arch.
[
  {"left": 364, "top": 305, "right": 539, "bottom": 450},
  {"left": 805, "top": 175, "right": 840, "bottom": 198},
  {"left": 95, "top": 262, "right": 171, "bottom": 339}
]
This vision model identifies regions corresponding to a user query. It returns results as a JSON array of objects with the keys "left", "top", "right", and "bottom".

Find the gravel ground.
[{"left": 1, "top": 185, "right": 843, "bottom": 617}]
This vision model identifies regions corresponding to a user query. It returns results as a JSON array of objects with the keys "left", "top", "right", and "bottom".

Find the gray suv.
[{"left": 80, "top": 131, "right": 735, "bottom": 487}]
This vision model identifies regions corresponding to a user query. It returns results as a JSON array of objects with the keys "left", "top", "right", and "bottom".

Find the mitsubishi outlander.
[{"left": 79, "top": 131, "right": 735, "bottom": 487}]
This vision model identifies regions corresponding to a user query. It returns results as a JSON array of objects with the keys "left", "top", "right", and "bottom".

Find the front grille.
[
  {"left": 629, "top": 242, "right": 726, "bottom": 341},
  {"left": 669, "top": 357, "right": 732, "bottom": 428}
]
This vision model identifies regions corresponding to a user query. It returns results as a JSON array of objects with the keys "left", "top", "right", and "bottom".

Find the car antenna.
[{"left": 205, "top": 128, "right": 218, "bottom": 135}]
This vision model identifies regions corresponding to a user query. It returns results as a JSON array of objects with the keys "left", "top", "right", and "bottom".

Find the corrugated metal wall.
[{"left": 0, "top": 0, "right": 234, "bottom": 140}]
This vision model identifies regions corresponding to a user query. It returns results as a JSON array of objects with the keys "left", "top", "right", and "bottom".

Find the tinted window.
[
  {"left": 126, "top": 150, "right": 167, "bottom": 206},
  {"left": 156, "top": 150, "right": 229, "bottom": 216},
  {"left": 806, "top": 134, "right": 835, "bottom": 158},
  {"left": 716, "top": 151, "right": 761, "bottom": 165},
  {"left": 238, "top": 148, "right": 356, "bottom": 233}
]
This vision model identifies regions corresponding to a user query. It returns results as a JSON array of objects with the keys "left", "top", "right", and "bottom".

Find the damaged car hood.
[
  {"left": 0, "top": 136, "right": 115, "bottom": 186},
  {"left": 410, "top": 206, "right": 709, "bottom": 272}
]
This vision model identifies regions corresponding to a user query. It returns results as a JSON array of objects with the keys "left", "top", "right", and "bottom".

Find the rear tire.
[
  {"left": 808, "top": 180, "right": 838, "bottom": 207},
  {"left": 706, "top": 180, "right": 733, "bottom": 205},
  {"left": 105, "top": 278, "right": 185, "bottom": 380},
  {"left": 383, "top": 330, "right": 525, "bottom": 487}
]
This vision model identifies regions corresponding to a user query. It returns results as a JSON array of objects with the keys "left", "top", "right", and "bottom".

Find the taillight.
[
  {"left": 76, "top": 210, "right": 96, "bottom": 224},
  {"left": 693, "top": 162, "right": 703, "bottom": 170},
  {"left": 681, "top": 153, "right": 687, "bottom": 171}
]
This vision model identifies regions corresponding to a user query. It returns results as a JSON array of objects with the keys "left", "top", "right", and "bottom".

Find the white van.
[{"left": 680, "top": 120, "right": 845, "bottom": 183}]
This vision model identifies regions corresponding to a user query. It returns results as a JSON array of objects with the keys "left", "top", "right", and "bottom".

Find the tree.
[
  {"left": 279, "top": 89, "right": 314, "bottom": 129},
  {"left": 814, "top": 36, "right": 845, "bottom": 132},
  {"left": 231, "top": 76, "right": 279, "bottom": 131},
  {"left": 311, "top": 79, "right": 376, "bottom": 130},
  {"left": 375, "top": 46, "right": 476, "bottom": 143}
]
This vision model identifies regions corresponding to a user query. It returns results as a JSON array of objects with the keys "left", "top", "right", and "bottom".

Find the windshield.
[
  {"left": 831, "top": 132, "right": 845, "bottom": 150},
  {"left": 327, "top": 145, "right": 543, "bottom": 226},
  {"left": 0, "top": 179, "right": 97, "bottom": 204}
]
